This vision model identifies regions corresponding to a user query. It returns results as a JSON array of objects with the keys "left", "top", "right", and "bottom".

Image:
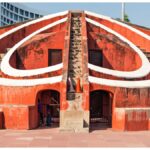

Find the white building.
[{"left": 0, "top": 2, "right": 43, "bottom": 26}]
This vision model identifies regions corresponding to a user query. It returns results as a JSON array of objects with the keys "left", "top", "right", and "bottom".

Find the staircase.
[
  {"left": 137, "top": 46, "right": 150, "bottom": 61},
  {"left": 60, "top": 12, "right": 88, "bottom": 132},
  {"left": 143, "top": 52, "right": 150, "bottom": 61},
  {"left": 68, "top": 14, "right": 82, "bottom": 86},
  {"left": 67, "top": 13, "right": 83, "bottom": 107}
]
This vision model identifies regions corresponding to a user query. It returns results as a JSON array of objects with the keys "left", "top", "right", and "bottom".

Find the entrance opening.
[
  {"left": 90, "top": 90, "right": 113, "bottom": 131},
  {"left": 37, "top": 90, "right": 60, "bottom": 128}
]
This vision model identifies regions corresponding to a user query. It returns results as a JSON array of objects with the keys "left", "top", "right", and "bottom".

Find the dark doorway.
[
  {"left": 89, "top": 49, "right": 103, "bottom": 66},
  {"left": 37, "top": 90, "right": 60, "bottom": 128},
  {"left": 90, "top": 90, "right": 113, "bottom": 131},
  {"left": 48, "top": 49, "right": 62, "bottom": 66}
]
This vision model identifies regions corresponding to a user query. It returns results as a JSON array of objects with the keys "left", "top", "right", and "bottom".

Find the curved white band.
[
  {"left": 85, "top": 10, "right": 150, "bottom": 40},
  {"left": 0, "top": 18, "right": 67, "bottom": 77},
  {"left": 0, "top": 11, "right": 68, "bottom": 39},
  {"left": 86, "top": 18, "right": 150, "bottom": 78},
  {"left": 0, "top": 11, "right": 69, "bottom": 86}
]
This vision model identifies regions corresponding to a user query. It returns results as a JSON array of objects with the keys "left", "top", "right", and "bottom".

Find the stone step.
[
  {"left": 72, "top": 18, "right": 81, "bottom": 20},
  {"left": 0, "top": 54, "right": 5, "bottom": 60},
  {"left": 144, "top": 53, "right": 150, "bottom": 58},
  {"left": 71, "top": 26, "right": 81, "bottom": 28},
  {"left": 72, "top": 19, "right": 81, "bottom": 21},
  {"left": 71, "top": 41, "right": 81, "bottom": 44},
  {"left": 71, "top": 44, "right": 81, "bottom": 46},
  {"left": 71, "top": 40, "right": 81, "bottom": 42},
  {"left": 71, "top": 39, "right": 81, "bottom": 42},
  {"left": 71, "top": 36, "right": 82, "bottom": 39},
  {"left": 71, "top": 32, "right": 81, "bottom": 35},
  {"left": 68, "top": 69, "right": 82, "bottom": 72},
  {"left": 71, "top": 29, "right": 81, "bottom": 32},
  {"left": 70, "top": 47, "right": 81, "bottom": 50},
  {"left": 71, "top": 30, "right": 81, "bottom": 33},
  {"left": 7, "top": 48, "right": 11, "bottom": 52}
]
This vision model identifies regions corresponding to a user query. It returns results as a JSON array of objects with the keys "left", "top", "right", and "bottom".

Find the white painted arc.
[
  {"left": 0, "top": 18, "right": 67, "bottom": 77},
  {"left": 0, "top": 11, "right": 68, "bottom": 86},
  {"left": 86, "top": 18, "right": 150, "bottom": 78},
  {"left": 85, "top": 10, "right": 150, "bottom": 40},
  {"left": 0, "top": 75, "right": 62, "bottom": 86},
  {"left": 0, "top": 10, "right": 149, "bottom": 88},
  {"left": 0, "top": 11, "right": 68, "bottom": 39},
  {"left": 88, "top": 76, "right": 150, "bottom": 88}
]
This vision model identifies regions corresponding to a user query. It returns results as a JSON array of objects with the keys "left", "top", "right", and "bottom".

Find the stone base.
[
  {"left": 112, "top": 107, "right": 150, "bottom": 131},
  {"left": 60, "top": 110, "right": 89, "bottom": 132}
]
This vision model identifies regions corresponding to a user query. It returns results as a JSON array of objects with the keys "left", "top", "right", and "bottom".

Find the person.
[
  {"left": 46, "top": 104, "right": 52, "bottom": 126},
  {"left": 38, "top": 99, "right": 44, "bottom": 126}
]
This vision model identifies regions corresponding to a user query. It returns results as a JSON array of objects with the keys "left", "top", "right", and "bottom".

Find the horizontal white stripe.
[
  {"left": 0, "top": 75, "right": 62, "bottom": 86},
  {"left": 89, "top": 76, "right": 150, "bottom": 88}
]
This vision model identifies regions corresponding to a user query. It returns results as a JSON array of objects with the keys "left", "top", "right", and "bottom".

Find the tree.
[{"left": 124, "top": 14, "right": 130, "bottom": 22}]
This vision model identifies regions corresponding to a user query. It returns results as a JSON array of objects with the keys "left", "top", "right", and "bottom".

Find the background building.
[{"left": 0, "top": 2, "right": 43, "bottom": 26}]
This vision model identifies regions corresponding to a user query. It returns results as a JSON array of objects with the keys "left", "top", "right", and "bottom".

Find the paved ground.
[{"left": 0, "top": 124, "right": 150, "bottom": 147}]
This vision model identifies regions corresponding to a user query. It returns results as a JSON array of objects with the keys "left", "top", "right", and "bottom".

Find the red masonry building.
[{"left": 0, "top": 10, "right": 150, "bottom": 132}]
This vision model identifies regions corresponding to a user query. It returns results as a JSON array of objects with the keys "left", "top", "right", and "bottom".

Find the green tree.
[{"left": 124, "top": 14, "right": 130, "bottom": 22}]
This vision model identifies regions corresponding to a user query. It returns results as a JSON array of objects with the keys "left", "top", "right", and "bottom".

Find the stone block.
[
  {"left": 113, "top": 107, "right": 150, "bottom": 131},
  {"left": 60, "top": 110, "right": 87, "bottom": 132}
]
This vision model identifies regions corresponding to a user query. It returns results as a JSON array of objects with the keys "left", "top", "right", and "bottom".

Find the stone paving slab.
[{"left": 0, "top": 126, "right": 150, "bottom": 147}]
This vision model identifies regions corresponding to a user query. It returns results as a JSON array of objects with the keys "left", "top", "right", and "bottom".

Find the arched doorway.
[
  {"left": 90, "top": 90, "right": 113, "bottom": 131},
  {"left": 36, "top": 90, "right": 60, "bottom": 128}
]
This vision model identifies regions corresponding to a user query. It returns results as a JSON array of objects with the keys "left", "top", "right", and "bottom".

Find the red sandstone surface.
[{"left": 0, "top": 11, "right": 150, "bottom": 132}]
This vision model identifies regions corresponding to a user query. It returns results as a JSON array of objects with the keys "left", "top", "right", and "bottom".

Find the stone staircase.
[
  {"left": 143, "top": 52, "right": 150, "bottom": 61},
  {"left": 137, "top": 46, "right": 150, "bottom": 61},
  {"left": 68, "top": 15, "right": 82, "bottom": 84},
  {"left": 67, "top": 14, "right": 83, "bottom": 108},
  {"left": 60, "top": 13, "right": 88, "bottom": 132}
]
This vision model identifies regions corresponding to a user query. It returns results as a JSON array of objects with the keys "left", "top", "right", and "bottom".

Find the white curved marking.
[
  {"left": 0, "top": 76, "right": 62, "bottom": 86},
  {"left": 1, "top": 18, "right": 67, "bottom": 77},
  {"left": 0, "top": 11, "right": 68, "bottom": 39},
  {"left": 85, "top": 10, "right": 150, "bottom": 40},
  {"left": 89, "top": 76, "right": 150, "bottom": 88},
  {"left": 86, "top": 18, "right": 150, "bottom": 78}
]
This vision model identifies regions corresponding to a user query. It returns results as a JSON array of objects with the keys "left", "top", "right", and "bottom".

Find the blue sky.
[{"left": 23, "top": 3, "right": 150, "bottom": 28}]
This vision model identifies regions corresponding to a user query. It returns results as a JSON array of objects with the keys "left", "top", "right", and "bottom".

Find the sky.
[{"left": 22, "top": 2, "right": 150, "bottom": 28}]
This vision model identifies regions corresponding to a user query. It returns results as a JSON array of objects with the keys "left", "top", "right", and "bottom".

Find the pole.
[{"left": 121, "top": 2, "right": 125, "bottom": 21}]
